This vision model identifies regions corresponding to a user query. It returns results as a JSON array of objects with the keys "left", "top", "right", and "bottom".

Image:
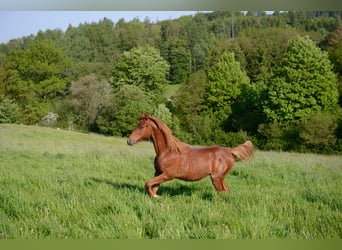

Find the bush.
[
  {"left": 153, "top": 104, "right": 173, "bottom": 128},
  {"left": 96, "top": 85, "right": 155, "bottom": 136},
  {"left": 257, "top": 122, "right": 288, "bottom": 151},
  {"left": 298, "top": 111, "right": 338, "bottom": 153},
  {"left": 69, "top": 74, "right": 112, "bottom": 128},
  {"left": 0, "top": 98, "right": 21, "bottom": 124},
  {"left": 257, "top": 121, "right": 302, "bottom": 151},
  {"left": 153, "top": 103, "right": 181, "bottom": 137},
  {"left": 41, "top": 112, "right": 59, "bottom": 127}
]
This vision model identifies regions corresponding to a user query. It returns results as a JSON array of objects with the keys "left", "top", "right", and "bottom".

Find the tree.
[
  {"left": 205, "top": 52, "right": 250, "bottom": 124},
  {"left": 173, "top": 71, "right": 207, "bottom": 130},
  {"left": 153, "top": 103, "right": 173, "bottom": 128},
  {"left": 191, "top": 40, "right": 209, "bottom": 72},
  {"left": 298, "top": 111, "right": 338, "bottom": 152},
  {"left": 236, "top": 27, "right": 300, "bottom": 83},
  {"left": 0, "top": 51, "right": 7, "bottom": 97},
  {"left": 163, "top": 37, "right": 191, "bottom": 84},
  {"left": 6, "top": 39, "right": 69, "bottom": 99},
  {"left": 0, "top": 98, "right": 21, "bottom": 124},
  {"left": 227, "top": 81, "right": 266, "bottom": 133},
  {"left": 205, "top": 38, "right": 246, "bottom": 72},
  {"left": 263, "top": 36, "right": 339, "bottom": 124},
  {"left": 68, "top": 74, "right": 112, "bottom": 129},
  {"left": 110, "top": 45, "right": 169, "bottom": 103},
  {"left": 323, "top": 24, "right": 342, "bottom": 105},
  {"left": 63, "top": 18, "right": 120, "bottom": 79},
  {"left": 96, "top": 85, "right": 155, "bottom": 136},
  {"left": 4, "top": 39, "right": 70, "bottom": 123},
  {"left": 186, "top": 13, "right": 210, "bottom": 72},
  {"left": 114, "top": 18, "right": 149, "bottom": 51}
]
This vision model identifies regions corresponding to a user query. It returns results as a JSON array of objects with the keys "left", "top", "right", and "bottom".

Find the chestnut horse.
[{"left": 127, "top": 114, "right": 253, "bottom": 198}]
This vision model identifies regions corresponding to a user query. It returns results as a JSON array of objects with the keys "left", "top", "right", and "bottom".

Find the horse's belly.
[
  {"left": 176, "top": 160, "right": 211, "bottom": 181},
  {"left": 176, "top": 147, "right": 229, "bottom": 181},
  {"left": 157, "top": 149, "right": 220, "bottom": 181}
]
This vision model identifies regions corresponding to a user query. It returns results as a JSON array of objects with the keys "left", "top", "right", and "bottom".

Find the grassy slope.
[{"left": 0, "top": 124, "right": 341, "bottom": 239}]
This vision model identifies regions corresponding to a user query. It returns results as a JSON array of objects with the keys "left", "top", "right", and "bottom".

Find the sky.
[{"left": 0, "top": 11, "right": 202, "bottom": 44}]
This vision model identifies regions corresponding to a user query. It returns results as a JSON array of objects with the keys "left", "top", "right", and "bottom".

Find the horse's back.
[{"left": 191, "top": 145, "right": 231, "bottom": 157}]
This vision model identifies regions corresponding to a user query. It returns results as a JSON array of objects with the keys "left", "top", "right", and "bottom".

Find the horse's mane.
[{"left": 140, "top": 114, "right": 189, "bottom": 153}]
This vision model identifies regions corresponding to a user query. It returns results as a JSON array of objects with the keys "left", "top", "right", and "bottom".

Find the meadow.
[{"left": 0, "top": 124, "right": 341, "bottom": 239}]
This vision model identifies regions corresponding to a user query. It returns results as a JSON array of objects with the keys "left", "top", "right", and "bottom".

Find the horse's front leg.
[
  {"left": 151, "top": 158, "right": 161, "bottom": 195},
  {"left": 145, "top": 173, "right": 173, "bottom": 198},
  {"left": 151, "top": 170, "right": 161, "bottom": 196}
]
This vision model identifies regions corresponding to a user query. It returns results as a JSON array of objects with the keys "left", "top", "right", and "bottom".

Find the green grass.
[{"left": 0, "top": 124, "right": 341, "bottom": 239}]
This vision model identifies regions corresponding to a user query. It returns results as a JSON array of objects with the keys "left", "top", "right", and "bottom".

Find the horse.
[{"left": 127, "top": 113, "right": 253, "bottom": 198}]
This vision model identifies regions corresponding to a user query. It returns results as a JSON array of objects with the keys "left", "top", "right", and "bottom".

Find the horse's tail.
[{"left": 230, "top": 140, "right": 254, "bottom": 162}]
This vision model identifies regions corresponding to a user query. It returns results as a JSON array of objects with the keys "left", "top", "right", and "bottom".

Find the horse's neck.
[{"left": 151, "top": 127, "right": 168, "bottom": 157}]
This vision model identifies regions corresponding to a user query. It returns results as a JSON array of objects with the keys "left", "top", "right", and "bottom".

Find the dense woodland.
[{"left": 1, "top": 11, "right": 342, "bottom": 153}]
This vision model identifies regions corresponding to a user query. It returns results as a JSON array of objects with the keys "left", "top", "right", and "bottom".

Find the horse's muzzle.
[{"left": 127, "top": 139, "right": 136, "bottom": 146}]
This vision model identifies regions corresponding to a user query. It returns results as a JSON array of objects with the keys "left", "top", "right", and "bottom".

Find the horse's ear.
[{"left": 139, "top": 113, "right": 150, "bottom": 121}]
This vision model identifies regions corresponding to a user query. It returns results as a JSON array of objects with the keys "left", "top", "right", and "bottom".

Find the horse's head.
[{"left": 127, "top": 114, "right": 154, "bottom": 146}]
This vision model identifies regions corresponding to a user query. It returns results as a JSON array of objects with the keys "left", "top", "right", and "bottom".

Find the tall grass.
[{"left": 0, "top": 124, "right": 341, "bottom": 239}]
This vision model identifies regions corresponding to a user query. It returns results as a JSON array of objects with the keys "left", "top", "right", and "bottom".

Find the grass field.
[{"left": 0, "top": 124, "right": 341, "bottom": 239}]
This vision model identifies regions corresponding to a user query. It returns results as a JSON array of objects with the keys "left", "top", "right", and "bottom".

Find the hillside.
[
  {"left": 0, "top": 124, "right": 341, "bottom": 239},
  {"left": 1, "top": 11, "right": 342, "bottom": 153}
]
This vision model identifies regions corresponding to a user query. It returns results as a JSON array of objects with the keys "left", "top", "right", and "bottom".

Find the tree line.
[{"left": 1, "top": 11, "right": 342, "bottom": 153}]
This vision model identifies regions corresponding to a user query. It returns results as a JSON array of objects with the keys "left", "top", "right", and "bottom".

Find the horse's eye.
[{"left": 138, "top": 125, "right": 144, "bottom": 130}]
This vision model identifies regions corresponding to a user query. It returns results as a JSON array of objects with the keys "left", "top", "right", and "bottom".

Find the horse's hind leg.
[
  {"left": 211, "top": 158, "right": 234, "bottom": 193},
  {"left": 210, "top": 164, "right": 231, "bottom": 193},
  {"left": 211, "top": 176, "right": 230, "bottom": 193}
]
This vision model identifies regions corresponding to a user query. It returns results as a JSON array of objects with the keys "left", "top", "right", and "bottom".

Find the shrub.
[
  {"left": 0, "top": 98, "right": 21, "bottom": 124},
  {"left": 41, "top": 112, "right": 59, "bottom": 127},
  {"left": 257, "top": 122, "right": 287, "bottom": 151},
  {"left": 96, "top": 85, "right": 155, "bottom": 136},
  {"left": 153, "top": 103, "right": 181, "bottom": 137},
  {"left": 298, "top": 111, "right": 338, "bottom": 153}
]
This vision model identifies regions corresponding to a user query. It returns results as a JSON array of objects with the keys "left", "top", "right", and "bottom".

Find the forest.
[{"left": 1, "top": 11, "right": 342, "bottom": 153}]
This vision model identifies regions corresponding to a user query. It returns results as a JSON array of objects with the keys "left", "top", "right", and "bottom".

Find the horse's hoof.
[{"left": 152, "top": 194, "right": 161, "bottom": 198}]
